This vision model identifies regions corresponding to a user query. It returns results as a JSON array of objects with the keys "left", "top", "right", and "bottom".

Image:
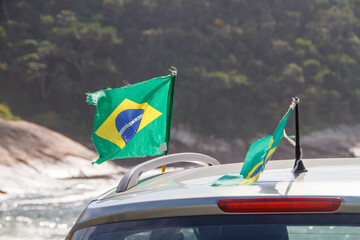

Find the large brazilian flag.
[{"left": 87, "top": 74, "right": 175, "bottom": 164}]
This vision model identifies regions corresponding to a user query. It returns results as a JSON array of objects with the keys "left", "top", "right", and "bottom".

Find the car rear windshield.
[{"left": 70, "top": 214, "right": 360, "bottom": 240}]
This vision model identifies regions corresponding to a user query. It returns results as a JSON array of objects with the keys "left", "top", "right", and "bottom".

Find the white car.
[{"left": 65, "top": 152, "right": 360, "bottom": 240}]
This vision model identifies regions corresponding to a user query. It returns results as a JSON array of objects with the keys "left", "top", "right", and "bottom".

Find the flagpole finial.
[
  {"left": 290, "top": 97, "right": 300, "bottom": 109},
  {"left": 292, "top": 97, "right": 300, "bottom": 104},
  {"left": 169, "top": 66, "right": 177, "bottom": 76}
]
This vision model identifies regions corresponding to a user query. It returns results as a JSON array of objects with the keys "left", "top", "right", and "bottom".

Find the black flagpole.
[
  {"left": 292, "top": 97, "right": 307, "bottom": 175},
  {"left": 295, "top": 98, "right": 301, "bottom": 161}
]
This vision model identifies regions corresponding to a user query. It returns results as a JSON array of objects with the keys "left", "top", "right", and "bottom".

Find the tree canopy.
[{"left": 1, "top": 0, "right": 360, "bottom": 142}]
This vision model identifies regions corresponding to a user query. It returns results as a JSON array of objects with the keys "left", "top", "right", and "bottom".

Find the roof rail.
[{"left": 116, "top": 152, "right": 220, "bottom": 192}]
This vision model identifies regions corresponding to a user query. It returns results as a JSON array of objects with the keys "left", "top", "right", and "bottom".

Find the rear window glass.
[{"left": 70, "top": 214, "right": 360, "bottom": 240}]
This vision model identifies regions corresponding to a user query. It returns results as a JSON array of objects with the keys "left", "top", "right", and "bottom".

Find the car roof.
[
  {"left": 101, "top": 157, "right": 360, "bottom": 200},
  {"left": 69, "top": 157, "right": 360, "bottom": 234}
]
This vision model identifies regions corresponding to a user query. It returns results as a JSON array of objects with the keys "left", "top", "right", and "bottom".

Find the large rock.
[
  {"left": 0, "top": 118, "right": 97, "bottom": 166},
  {"left": 0, "top": 119, "right": 124, "bottom": 196}
]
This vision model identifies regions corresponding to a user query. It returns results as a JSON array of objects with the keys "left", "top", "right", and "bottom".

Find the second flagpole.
[{"left": 292, "top": 97, "right": 307, "bottom": 175}]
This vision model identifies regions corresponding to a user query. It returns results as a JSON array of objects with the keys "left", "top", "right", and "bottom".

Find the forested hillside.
[{"left": 1, "top": 0, "right": 360, "bottom": 142}]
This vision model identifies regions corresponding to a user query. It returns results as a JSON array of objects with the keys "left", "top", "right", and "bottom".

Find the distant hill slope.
[{"left": 3, "top": 0, "right": 360, "bottom": 142}]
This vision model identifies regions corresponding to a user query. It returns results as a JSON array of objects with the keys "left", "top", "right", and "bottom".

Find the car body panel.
[{"left": 67, "top": 157, "right": 360, "bottom": 236}]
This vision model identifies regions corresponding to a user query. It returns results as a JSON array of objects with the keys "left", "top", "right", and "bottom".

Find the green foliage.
[
  {"left": 282, "top": 63, "right": 304, "bottom": 83},
  {"left": 40, "top": 15, "right": 54, "bottom": 25},
  {"left": 304, "top": 59, "right": 321, "bottom": 68},
  {"left": 314, "top": 69, "right": 332, "bottom": 83},
  {"left": 204, "top": 70, "right": 249, "bottom": 88},
  {"left": 2, "top": 0, "right": 360, "bottom": 141},
  {"left": 0, "top": 62, "right": 8, "bottom": 71},
  {"left": 272, "top": 39, "right": 292, "bottom": 55},
  {"left": 0, "top": 104, "right": 21, "bottom": 120},
  {"left": 339, "top": 54, "right": 356, "bottom": 65},
  {"left": 0, "top": 26, "right": 6, "bottom": 39},
  {"left": 295, "top": 38, "right": 318, "bottom": 55}
]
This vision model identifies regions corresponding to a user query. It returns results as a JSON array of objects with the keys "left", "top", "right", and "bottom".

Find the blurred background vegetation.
[{"left": 1, "top": 0, "right": 360, "bottom": 144}]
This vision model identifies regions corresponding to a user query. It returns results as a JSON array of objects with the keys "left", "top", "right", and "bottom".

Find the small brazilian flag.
[
  {"left": 240, "top": 105, "right": 294, "bottom": 184},
  {"left": 87, "top": 74, "right": 175, "bottom": 164}
]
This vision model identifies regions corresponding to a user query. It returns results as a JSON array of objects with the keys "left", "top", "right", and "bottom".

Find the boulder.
[{"left": 0, "top": 119, "right": 124, "bottom": 196}]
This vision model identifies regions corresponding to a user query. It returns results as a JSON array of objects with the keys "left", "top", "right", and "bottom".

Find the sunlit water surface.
[{"left": 0, "top": 178, "right": 119, "bottom": 240}]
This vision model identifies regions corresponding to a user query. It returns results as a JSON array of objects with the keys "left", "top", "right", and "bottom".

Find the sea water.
[
  {"left": 0, "top": 164, "right": 174, "bottom": 240},
  {"left": 0, "top": 177, "right": 119, "bottom": 240}
]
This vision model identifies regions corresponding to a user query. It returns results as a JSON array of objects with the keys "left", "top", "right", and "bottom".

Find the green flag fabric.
[
  {"left": 239, "top": 105, "right": 294, "bottom": 184},
  {"left": 211, "top": 174, "right": 244, "bottom": 187},
  {"left": 87, "top": 74, "right": 175, "bottom": 164}
]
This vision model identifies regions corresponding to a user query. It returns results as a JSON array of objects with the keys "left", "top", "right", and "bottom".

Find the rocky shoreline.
[
  {"left": 0, "top": 119, "right": 124, "bottom": 197},
  {"left": 170, "top": 124, "right": 360, "bottom": 163},
  {"left": 2, "top": 118, "right": 360, "bottom": 197}
]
